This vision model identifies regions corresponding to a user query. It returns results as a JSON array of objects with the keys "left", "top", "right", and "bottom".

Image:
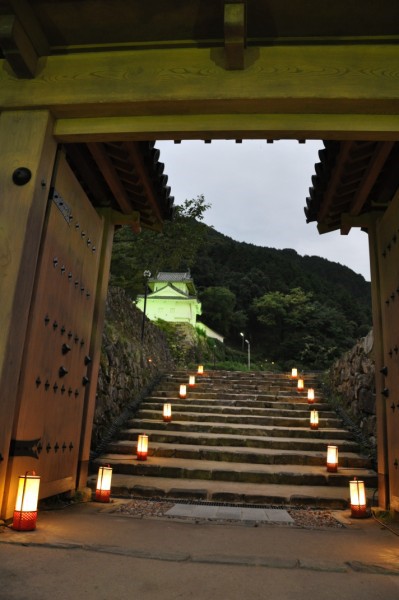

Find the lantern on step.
[
  {"left": 297, "top": 378, "right": 304, "bottom": 392},
  {"left": 349, "top": 478, "right": 368, "bottom": 518},
  {"left": 326, "top": 445, "right": 338, "bottom": 473},
  {"left": 95, "top": 465, "right": 113, "bottom": 502},
  {"left": 163, "top": 403, "right": 172, "bottom": 422},
  {"left": 189, "top": 375, "right": 196, "bottom": 387},
  {"left": 291, "top": 368, "right": 298, "bottom": 379},
  {"left": 307, "top": 388, "right": 315, "bottom": 403},
  {"left": 197, "top": 365, "right": 204, "bottom": 375},
  {"left": 13, "top": 471, "right": 40, "bottom": 531},
  {"left": 179, "top": 384, "right": 187, "bottom": 399},
  {"left": 310, "top": 410, "right": 319, "bottom": 430},
  {"left": 137, "top": 434, "right": 149, "bottom": 461}
]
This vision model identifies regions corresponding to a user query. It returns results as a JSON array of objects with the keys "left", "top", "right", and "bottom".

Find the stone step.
[
  {"left": 87, "top": 473, "right": 362, "bottom": 509},
  {"left": 144, "top": 397, "right": 327, "bottom": 410},
  {"left": 95, "top": 454, "right": 378, "bottom": 488},
  {"left": 136, "top": 409, "right": 342, "bottom": 428},
  {"left": 107, "top": 439, "right": 371, "bottom": 468},
  {"left": 151, "top": 390, "right": 313, "bottom": 402},
  {"left": 128, "top": 418, "right": 348, "bottom": 437},
  {"left": 141, "top": 402, "right": 334, "bottom": 418},
  {"left": 117, "top": 427, "right": 361, "bottom": 453}
]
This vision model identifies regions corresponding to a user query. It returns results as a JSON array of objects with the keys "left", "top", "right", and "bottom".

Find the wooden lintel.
[
  {"left": 2, "top": 44, "right": 399, "bottom": 119},
  {"left": 53, "top": 114, "right": 399, "bottom": 143},
  {"left": 87, "top": 142, "right": 133, "bottom": 214},
  {"left": 224, "top": 2, "right": 246, "bottom": 70},
  {"left": 0, "top": 14, "right": 38, "bottom": 78}
]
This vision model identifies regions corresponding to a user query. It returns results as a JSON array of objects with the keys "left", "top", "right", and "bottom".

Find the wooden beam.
[
  {"left": 340, "top": 142, "right": 394, "bottom": 234},
  {"left": 0, "top": 14, "right": 38, "bottom": 77},
  {"left": 53, "top": 113, "right": 399, "bottom": 143},
  {"left": 1, "top": 44, "right": 399, "bottom": 118},
  {"left": 7, "top": 0, "right": 49, "bottom": 56},
  {"left": 224, "top": 2, "right": 246, "bottom": 70},
  {"left": 87, "top": 142, "right": 133, "bottom": 214}
]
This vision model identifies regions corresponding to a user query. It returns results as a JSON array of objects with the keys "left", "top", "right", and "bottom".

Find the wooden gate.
[
  {"left": 3, "top": 154, "right": 103, "bottom": 515},
  {"left": 373, "top": 191, "right": 399, "bottom": 511}
]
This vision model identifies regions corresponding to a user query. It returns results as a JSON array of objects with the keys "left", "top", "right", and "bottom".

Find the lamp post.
[
  {"left": 245, "top": 339, "right": 251, "bottom": 371},
  {"left": 140, "top": 269, "right": 151, "bottom": 344},
  {"left": 240, "top": 332, "right": 244, "bottom": 351}
]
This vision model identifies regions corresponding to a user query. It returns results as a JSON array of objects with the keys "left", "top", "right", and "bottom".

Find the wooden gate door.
[
  {"left": 375, "top": 191, "right": 399, "bottom": 512},
  {"left": 3, "top": 154, "right": 104, "bottom": 515}
]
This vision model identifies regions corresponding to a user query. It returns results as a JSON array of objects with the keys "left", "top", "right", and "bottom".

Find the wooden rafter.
[
  {"left": 341, "top": 142, "right": 394, "bottom": 234},
  {"left": 316, "top": 141, "right": 354, "bottom": 223},
  {"left": 86, "top": 142, "right": 133, "bottom": 215},
  {"left": 66, "top": 144, "right": 110, "bottom": 207},
  {"left": 122, "top": 142, "right": 163, "bottom": 224}
]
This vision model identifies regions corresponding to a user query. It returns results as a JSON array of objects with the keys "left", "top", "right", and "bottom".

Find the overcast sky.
[{"left": 157, "top": 139, "right": 371, "bottom": 281}]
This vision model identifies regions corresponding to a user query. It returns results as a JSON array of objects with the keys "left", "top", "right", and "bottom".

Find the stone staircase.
[{"left": 91, "top": 370, "right": 377, "bottom": 508}]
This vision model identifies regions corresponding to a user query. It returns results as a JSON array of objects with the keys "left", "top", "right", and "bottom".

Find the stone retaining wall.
[
  {"left": 91, "top": 287, "right": 174, "bottom": 450},
  {"left": 328, "top": 330, "right": 376, "bottom": 448}
]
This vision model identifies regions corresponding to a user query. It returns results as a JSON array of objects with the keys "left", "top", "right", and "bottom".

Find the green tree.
[
  {"left": 200, "top": 286, "right": 237, "bottom": 336},
  {"left": 110, "top": 195, "right": 211, "bottom": 298}
]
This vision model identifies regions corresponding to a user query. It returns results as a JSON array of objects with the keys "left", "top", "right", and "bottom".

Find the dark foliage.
[{"left": 110, "top": 198, "right": 371, "bottom": 370}]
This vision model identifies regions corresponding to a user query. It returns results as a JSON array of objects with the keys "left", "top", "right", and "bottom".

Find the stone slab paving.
[{"left": 165, "top": 503, "right": 295, "bottom": 523}]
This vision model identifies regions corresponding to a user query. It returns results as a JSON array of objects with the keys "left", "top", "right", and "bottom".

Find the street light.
[
  {"left": 140, "top": 269, "right": 151, "bottom": 344},
  {"left": 245, "top": 339, "right": 251, "bottom": 371},
  {"left": 239, "top": 332, "right": 244, "bottom": 351}
]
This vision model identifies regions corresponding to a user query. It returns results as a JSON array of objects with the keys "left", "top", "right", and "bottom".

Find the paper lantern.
[
  {"left": 349, "top": 479, "right": 367, "bottom": 518},
  {"left": 95, "top": 466, "right": 113, "bottom": 502},
  {"left": 189, "top": 375, "right": 196, "bottom": 386},
  {"left": 297, "top": 378, "right": 304, "bottom": 392},
  {"left": 137, "top": 434, "right": 149, "bottom": 461},
  {"left": 13, "top": 472, "right": 40, "bottom": 531},
  {"left": 291, "top": 368, "right": 298, "bottom": 378},
  {"left": 307, "top": 388, "right": 315, "bottom": 403},
  {"left": 179, "top": 384, "right": 187, "bottom": 399},
  {"left": 163, "top": 403, "right": 172, "bottom": 422},
  {"left": 197, "top": 365, "right": 204, "bottom": 375},
  {"left": 310, "top": 410, "right": 319, "bottom": 430},
  {"left": 326, "top": 445, "right": 338, "bottom": 473}
]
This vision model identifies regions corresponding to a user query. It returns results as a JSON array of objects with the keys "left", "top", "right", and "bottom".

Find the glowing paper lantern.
[
  {"left": 307, "top": 388, "right": 315, "bottom": 403},
  {"left": 291, "top": 368, "right": 298, "bottom": 378},
  {"left": 179, "top": 384, "right": 187, "bottom": 399},
  {"left": 189, "top": 375, "right": 196, "bottom": 386},
  {"left": 297, "top": 378, "right": 304, "bottom": 392},
  {"left": 163, "top": 403, "right": 172, "bottom": 422},
  {"left": 95, "top": 466, "right": 113, "bottom": 502},
  {"left": 13, "top": 472, "right": 40, "bottom": 531},
  {"left": 137, "top": 434, "right": 149, "bottom": 461},
  {"left": 197, "top": 365, "right": 204, "bottom": 375},
  {"left": 326, "top": 445, "right": 338, "bottom": 472},
  {"left": 349, "top": 479, "right": 367, "bottom": 518},
  {"left": 310, "top": 410, "right": 319, "bottom": 430}
]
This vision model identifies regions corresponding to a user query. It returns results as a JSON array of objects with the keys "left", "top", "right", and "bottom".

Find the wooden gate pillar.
[
  {"left": 77, "top": 214, "right": 115, "bottom": 490},
  {"left": 368, "top": 218, "right": 389, "bottom": 509},
  {"left": 0, "top": 110, "right": 57, "bottom": 515}
]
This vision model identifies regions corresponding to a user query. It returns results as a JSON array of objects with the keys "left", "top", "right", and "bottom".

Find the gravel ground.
[{"left": 112, "top": 498, "right": 345, "bottom": 529}]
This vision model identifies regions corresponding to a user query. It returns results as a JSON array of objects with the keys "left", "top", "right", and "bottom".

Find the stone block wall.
[
  {"left": 328, "top": 330, "right": 376, "bottom": 449},
  {"left": 91, "top": 287, "right": 174, "bottom": 451}
]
